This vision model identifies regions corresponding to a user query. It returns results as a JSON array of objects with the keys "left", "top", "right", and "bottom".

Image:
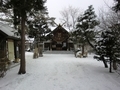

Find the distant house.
[
  {"left": 44, "top": 24, "right": 74, "bottom": 51},
  {"left": 0, "top": 22, "right": 20, "bottom": 63}
]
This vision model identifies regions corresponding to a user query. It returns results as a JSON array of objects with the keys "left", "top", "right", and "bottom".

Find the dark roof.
[{"left": 52, "top": 24, "right": 69, "bottom": 34}]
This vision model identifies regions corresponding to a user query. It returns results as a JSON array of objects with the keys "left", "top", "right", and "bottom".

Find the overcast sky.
[{"left": 45, "top": 0, "right": 114, "bottom": 24}]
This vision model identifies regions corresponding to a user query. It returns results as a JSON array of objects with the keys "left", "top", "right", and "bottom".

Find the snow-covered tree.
[
  {"left": 94, "top": 7, "right": 120, "bottom": 72},
  {"left": 74, "top": 5, "right": 99, "bottom": 55},
  {"left": 28, "top": 11, "right": 51, "bottom": 41},
  {"left": 95, "top": 24, "right": 120, "bottom": 73},
  {"left": 113, "top": 0, "right": 120, "bottom": 12}
]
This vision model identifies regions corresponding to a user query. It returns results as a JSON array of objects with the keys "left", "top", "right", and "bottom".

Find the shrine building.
[{"left": 44, "top": 24, "right": 73, "bottom": 51}]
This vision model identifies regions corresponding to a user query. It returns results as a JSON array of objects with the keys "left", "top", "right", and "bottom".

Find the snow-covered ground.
[{"left": 0, "top": 52, "right": 120, "bottom": 90}]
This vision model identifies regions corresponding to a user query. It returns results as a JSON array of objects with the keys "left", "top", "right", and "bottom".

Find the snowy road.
[{"left": 0, "top": 52, "right": 120, "bottom": 90}]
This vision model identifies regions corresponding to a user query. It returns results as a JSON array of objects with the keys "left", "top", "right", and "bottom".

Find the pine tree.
[
  {"left": 75, "top": 5, "right": 99, "bottom": 55},
  {"left": 113, "top": 0, "right": 120, "bottom": 12},
  {"left": 28, "top": 11, "right": 53, "bottom": 42},
  {"left": 94, "top": 24, "right": 120, "bottom": 73}
]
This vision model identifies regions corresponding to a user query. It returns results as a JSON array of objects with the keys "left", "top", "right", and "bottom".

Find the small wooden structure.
[
  {"left": 0, "top": 22, "right": 20, "bottom": 63},
  {"left": 44, "top": 25, "right": 73, "bottom": 51}
]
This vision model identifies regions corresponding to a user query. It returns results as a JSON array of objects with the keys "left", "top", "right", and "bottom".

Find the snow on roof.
[
  {"left": 0, "top": 22, "right": 20, "bottom": 39},
  {"left": 49, "top": 26, "right": 56, "bottom": 31},
  {"left": 50, "top": 25, "right": 69, "bottom": 32}
]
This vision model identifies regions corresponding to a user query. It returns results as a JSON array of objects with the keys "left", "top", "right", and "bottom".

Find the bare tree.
[
  {"left": 98, "top": 8, "right": 120, "bottom": 32},
  {"left": 60, "top": 6, "right": 82, "bottom": 32}
]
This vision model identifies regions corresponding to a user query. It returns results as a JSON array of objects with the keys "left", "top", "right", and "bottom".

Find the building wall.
[{"left": 8, "top": 39, "right": 15, "bottom": 61}]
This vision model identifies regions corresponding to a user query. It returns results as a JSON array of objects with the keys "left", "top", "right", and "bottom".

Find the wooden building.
[
  {"left": 0, "top": 23, "right": 20, "bottom": 63},
  {"left": 44, "top": 25, "right": 73, "bottom": 51}
]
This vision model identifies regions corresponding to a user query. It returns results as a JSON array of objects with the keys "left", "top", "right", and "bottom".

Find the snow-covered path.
[{"left": 0, "top": 52, "right": 120, "bottom": 90}]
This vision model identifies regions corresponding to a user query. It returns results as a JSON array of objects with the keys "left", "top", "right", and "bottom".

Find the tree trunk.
[
  {"left": 109, "top": 57, "right": 112, "bottom": 73},
  {"left": 18, "top": 11, "right": 26, "bottom": 74},
  {"left": 100, "top": 55, "right": 108, "bottom": 68},
  {"left": 38, "top": 43, "right": 43, "bottom": 57},
  {"left": 113, "top": 60, "right": 117, "bottom": 70},
  {"left": 86, "top": 37, "right": 98, "bottom": 53},
  {"left": 82, "top": 44, "right": 84, "bottom": 56},
  {"left": 103, "top": 59, "right": 108, "bottom": 68},
  {"left": 33, "top": 46, "right": 39, "bottom": 59}
]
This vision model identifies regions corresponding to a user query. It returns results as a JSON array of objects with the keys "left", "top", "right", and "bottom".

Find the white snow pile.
[{"left": 0, "top": 52, "right": 120, "bottom": 90}]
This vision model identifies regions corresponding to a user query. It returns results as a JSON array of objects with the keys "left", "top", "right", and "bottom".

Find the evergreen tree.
[
  {"left": 75, "top": 5, "right": 99, "bottom": 55},
  {"left": 113, "top": 0, "right": 120, "bottom": 12},
  {"left": 95, "top": 0, "right": 120, "bottom": 72},
  {"left": 0, "top": 1, "right": 13, "bottom": 25},
  {"left": 28, "top": 11, "right": 54, "bottom": 42},
  {"left": 94, "top": 24, "right": 120, "bottom": 73}
]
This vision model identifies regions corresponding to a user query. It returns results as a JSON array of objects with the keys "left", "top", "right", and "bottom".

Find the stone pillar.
[
  {"left": 33, "top": 47, "right": 39, "bottom": 59},
  {"left": 38, "top": 43, "right": 43, "bottom": 57}
]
